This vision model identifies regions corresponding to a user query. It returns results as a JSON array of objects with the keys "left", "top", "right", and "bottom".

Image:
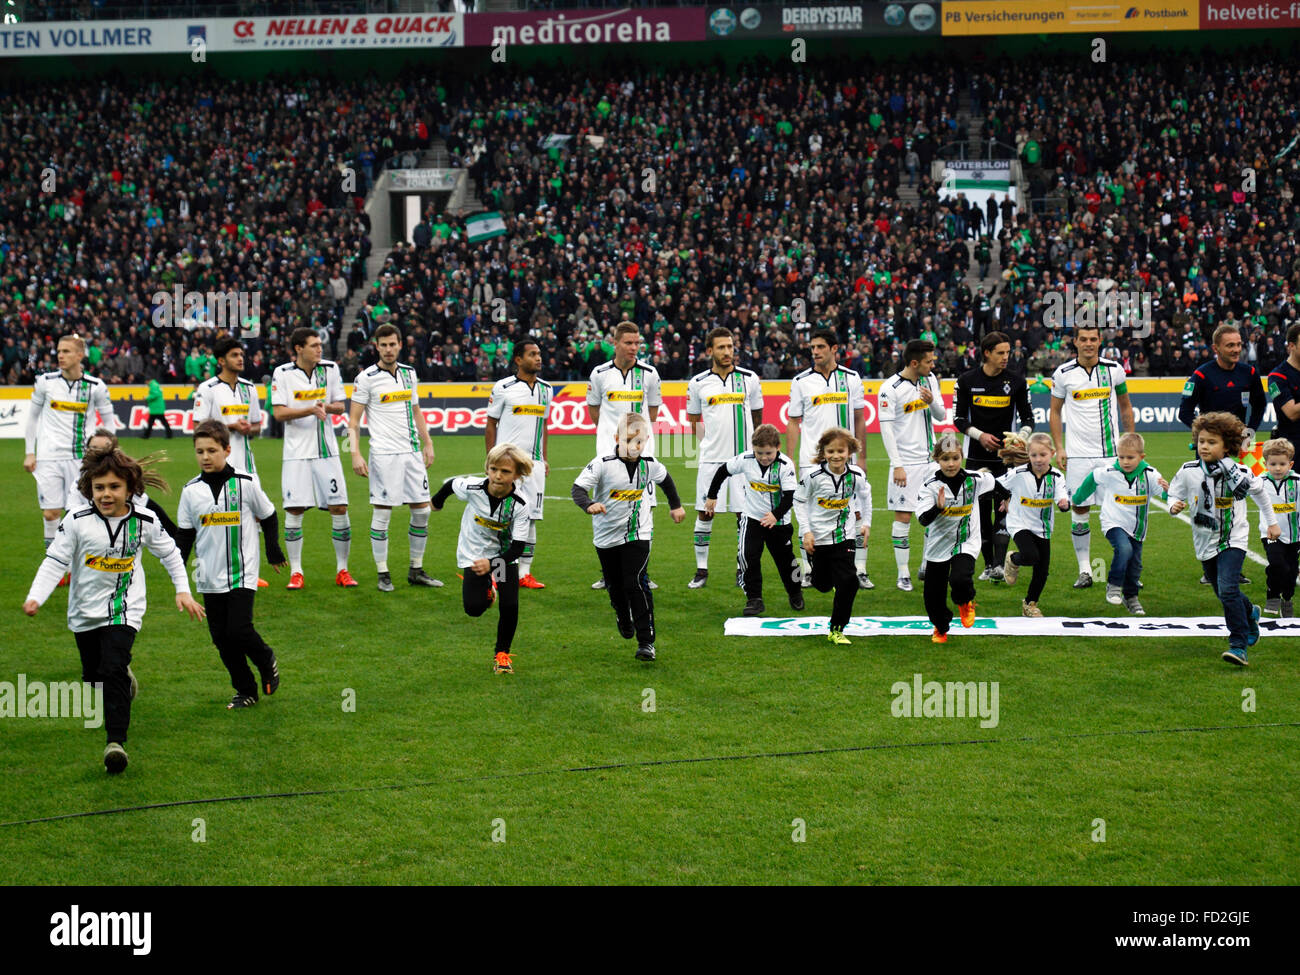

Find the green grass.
[{"left": 1, "top": 432, "right": 1297, "bottom": 885}]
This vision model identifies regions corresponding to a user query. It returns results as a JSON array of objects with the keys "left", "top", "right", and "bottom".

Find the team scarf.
[{"left": 1198, "top": 458, "right": 1251, "bottom": 524}]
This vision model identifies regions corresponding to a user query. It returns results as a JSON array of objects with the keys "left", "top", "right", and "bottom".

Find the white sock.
[
  {"left": 408, "top": 507, "right": 429, "bottom": 568},
  {"left": 693, "top": 516, "right": 712, "bottom": 571},
  {"left": 331, "top": 513, "right": 351, "bottom": 572},
  {"left": 892, "top": 521, "right": 911, "bottom": 577},
  {"left": 370, "top": 508, "right": 392, "bottom": 573},
  {"left": 1071, "top": 512, "right": 1091, "bottom": 573},
  {"left": 285, "top": 512, "right": 304, "bottom": 574},
  {"left": 855, "top": 535, "right": 868, "bottom": 574},
  {"left": 43, "top": 517, "right": 58, "bottom": 550},
  {"left": 519, "top": 521, "right": 537, "bottom": 577}
]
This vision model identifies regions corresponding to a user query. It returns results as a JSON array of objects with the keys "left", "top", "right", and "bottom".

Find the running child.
[
  {"left": 996, "top": 432, "right": 1069, "bottom": 617},
  {"left": 1167, "top": 412, "right": 1280, "bottom": 666},
  {"left": 22, "top": 448, "right": 205, "bottom": 773},
  {"left": 1259, "top": 437, "right": 1299, "bottom": 617},
  {"left": 84, "top": 428, "right": 179, "bottom": 541},
  {"left": 572, "top": 413, "right": 686, "bottom": 662},
  {"left": 175, "top": 420, "right": 286, "bottom": 709},
  {"left": 703, "top": 423, "right": 803, "bottom": 617},
  {"left": 431, "top": 443, "right": 533, "bottom": 675},
  {"left": 793, "top": 427, "right": 872, "bottom": 645},
  {"left": 917, "top": 434, "right": 996, "bottom": 643}
]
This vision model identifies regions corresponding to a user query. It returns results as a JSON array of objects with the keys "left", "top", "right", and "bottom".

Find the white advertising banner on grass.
[{"left": 725, "top": 616, "right": 1300, "bottom": 639}]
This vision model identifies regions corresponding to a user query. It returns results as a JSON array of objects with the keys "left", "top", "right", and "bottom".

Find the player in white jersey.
[
  {"left": 271, "top": 327, "right": 354, "bottom": 590},
  {"left": 704, "top": 424, "right": 802, "bottom": 616},
  {"left": 586, "top": 322, "right": 663, "bottom": 591},
  {"left": 1258, "top": 438, "right": 1299, "bottom": 616},
  {"left": 1049, "top": 325, "right": 1135, "bottom": 589},
  {"left": 917, "top": 435, "right": 996, "bottom": 642},
  {"left": 879, "top": 339, "right": 946, "bottom": 592},
  {"left": 431, "top": 444, "right": 533, "bottom": 675},
  {"left": 793, "top": 427, "right": 872, "bottom": 645},
  {"left": 176, "top": 420, "right": 286, "bottom": 709},
  {"left": 572, "top": 413, "right": 685, "bottom": 661},
  {"left": 23, "top": 448, "right": 204, "bottom": 774},
  {"left": 348, "top": 324, "right": 441, "bottom": 593},
  {"left": 786, "top": 328, "right": 872, "bottom": 589},
  {"left": 685, "top": 326, "right": 764, "bottom": 589},
  {"left": 1167, "top": 412, "right": 1279, "bottom": 666},
  {"left": 192, "top": 337, "right": 263, "bottom": 475},
  {"left": 995, "top": 432, "right": 1069, "bottom": 617},
  {"left": 486, "top": 338, "right": 552, "bottom": 589},
  {"left": 24, "top": 334, "right": 120, "bottom": 559}
]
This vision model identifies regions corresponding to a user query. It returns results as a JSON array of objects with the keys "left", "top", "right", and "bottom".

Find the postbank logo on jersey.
[
  {"left": 1020, "top": 498, "right": 1052, "bottom": 508},
  {"left": 474, "top": 515, "right": 506, "bottom": 531},
  {"left": 817, "top": 497, "right": 851, "bottom": 509},
  {"left": 750, "top": 481, "right": 780, "bottom": 493},
  {"left": 85, "top": 554, "right": 135, "bottom": 573},
  {"left": 1214, "top": 497, "right": 1234, "bottom": 509},
  {"left": 971, "top": 395, "right": 1010, "bottom": 408},
  {"left": 379, "top": 390, "right": 413, "bottom": 404},
  {"left": 220, "top": 404, "right": 250, "bottom": 416},
  {"left": 903, "top": 399, "right": 929, "bottom": 413},
  {"left": 512, "top": 404, "right": 547, "bottom": 416},
  {"left": 942, "top": 504, "right": 973, "bottom": 517},
  {"left": 50, "top": 400, "right": 88, "bottom": 413},
  {"left": 1115, "top": 495, "right": 1148, "bottom": 505},
  {"left": 811, "top": 392, "right": 848, "bottom": 406},
  {"left": 610, "top": 489, "right": 645, "bottom": 502},
  {"left": 607, "top": 391, "right": 644, "bottom": 402},
  {"left": 200, "top": 511, "right": 243, "bottom": 526},
  {"left": 294, "top": 389, "right": 327, "bottom": 401},
  {"left": 708, "top": 393, "right": 746, "bottom": 406},
  {"left": 1071, "top": 387, "right": 1111, "bottom": 401},
  {"left": 1274, "top": 502, "right": 1297, "bottom": 513}
]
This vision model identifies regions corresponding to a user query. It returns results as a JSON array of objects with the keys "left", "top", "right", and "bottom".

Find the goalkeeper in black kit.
[{"left": 952, "top": 332, "right": 1035, "bottom": 581}]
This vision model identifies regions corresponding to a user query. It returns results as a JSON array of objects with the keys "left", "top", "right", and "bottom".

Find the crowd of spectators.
[{"left": 5, "top": 48, "right": 1300, "bottom": 392}]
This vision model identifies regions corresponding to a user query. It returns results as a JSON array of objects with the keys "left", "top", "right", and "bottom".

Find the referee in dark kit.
[{"left": 952, "top": 331, "right": 1034, "bottom": 581}]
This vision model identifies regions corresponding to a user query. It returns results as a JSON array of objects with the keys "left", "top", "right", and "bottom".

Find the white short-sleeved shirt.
[
  {"left": 1050, "top": 357, "right": 1128, "bottom": 459},
  {"left": 176, "top": 467, "right": 276, "bottom": 593},
  {"left": 192, "top": 376, "right": 263, "bottom": 473},
  {"left": 587, "top": 359, "right": 662, "bottom": 456},
  {"left": 271, "top": 360, "right": 346, "bottom": 460},
  {"left": 788, "top": 366, "right": 866, "bottom": 468},
  {"left": 351, "top": 362, "right": 422, "bottom": 456},
  {"left": 793, "top": 463, "right": 872, "bottom": 546},
  {"left": 918, "top": 470, "right": 996, "bottom": 562},
  {"left": 487, "top": 375, "right": 553, "bottom": 462},
  {"left": 997, "top": 464, "right": 1068, "bottom": 539},
  {"left": 686, "top": 367, "right": 764, "bottom": 462},
  {"left": 574, "top": 453, "right": 671, "bottom": 548},
  {"left": 718, "top": 451, "right": 798, "bottom": 525},
  {"left": 878, "top": 371, "right": 945, "bottom": 467},
  {"left": 27, "top": 371, "right": 118, "bottom": 461},
  {"left": 446, "top": 476, "right": 530, "bottom": 568}
]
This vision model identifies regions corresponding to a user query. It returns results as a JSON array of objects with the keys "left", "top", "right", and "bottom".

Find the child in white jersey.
[
  {"left": 1168, "top": 412, "right": 1279, "bottom": 666},
  {"left": 1259, "top": 438, "right": 1299, "bottom": 617},
  {"left": 431, "top": 443, "right": 533, "bottom": 675},
  {"left": 23, "top": 449, "right": 205, "bottom": 774},
  {"left": 997, "top": 432, "right": 1070, "bottom": 617}
]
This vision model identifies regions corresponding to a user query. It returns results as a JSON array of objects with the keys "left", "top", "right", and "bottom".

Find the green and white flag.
[{"left": 465, "top": 211, "right": 507, "bottom": 243}]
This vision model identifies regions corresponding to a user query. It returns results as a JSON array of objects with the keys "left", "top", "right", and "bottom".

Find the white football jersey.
[
  {"left": 351, "top": 362, "right": 422, "bottom": 456},
  {"left": 446, "top": 476, "right": 530, "bottom": 568},
  {"left": 487, "top": 375, "right": 553, "bottom": 462},
  {"left": 718, "top": 450, "right": 798, "bottom": 525},
  {"left": 1259, "top": 472, "right": 1300, "bottom": 544},
  {"left": 1050, "top": 358, "right": 1128, "bottom": 458},
  {"left": 787, "top": 366, "right": 866, "bottom": 468},
  {"left": 574, "top": 453, "right": 671, "bottom": 548},
  {"left": 176, "top": 468, "right": 276, "bottom": 593},
  {"left": 28, "top": 504, "right": 190, "bottom": 633},
  {"left": 686, "top": 367, "right": 764, "bottom": 462},
  {"left": 26, "top": 371, "right": 118, "bottom": 461},
  {"left": 192, "top": 376, "right": 263, "bottom": 473},
  {"left": 1167, "top": 461, "right": 1278, "bottom": 561},
  {"left": 997, "top": 464, "right": 1068, "bottom": 539},
  {"left": 587, "top": 359, "right": 662, "bottom": 457},
  {"left": 271, "top": 360, "right": 345, "bottom": 460},
  {"left": 918, "top": 470, "right": 995, "bottom": 562},
  {"left": 878, "top": 371, "right": 945, "bottom": 467},
  {"left": 793, "top": 463, "right": 872, "bottom": 546},
  {"left": 1075, "top": 462, "right": 1165, "bottom": 541}
]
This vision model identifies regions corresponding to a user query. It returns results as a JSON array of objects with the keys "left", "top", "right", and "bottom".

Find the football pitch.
[{"left": 1, "top": 433, "right": 1297, "bottom": 885}]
